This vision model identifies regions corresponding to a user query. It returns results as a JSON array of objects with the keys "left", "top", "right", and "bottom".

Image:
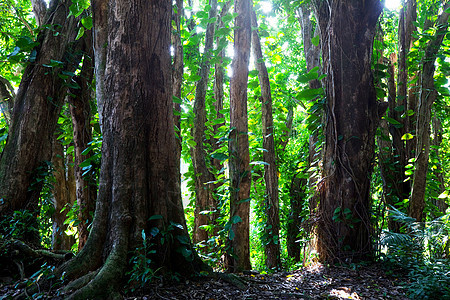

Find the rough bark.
[
  {"left": 68, "top": 35, "right": 96, "bottom": 250},
  {"left": 286, "top": 174, "right": 307, "bottom": 263},
  {"left": 51, "top": 137, "right": 76, "bottom": 251},
  {"left": 226, "top": 0, "right": 252, "bottom": 272},
  {"left": 172, "top": 0, "right": 184, "bottom": 164},
  {"left": 0, "top": 76, "right": 14, "bottom": 125},
  {"left": 43, "top": 1, "right": 206, "bottom": 298},
  {"left": 431, "top": 115, "right": 448, "bottom": 215},
  {"left": 191, "top": 0, "right": 218, "bottom": 246},
  {"left": 30, "top": 0, "right": 47, "bottom": 26},
  {"left": 251, "top": 8, "right": 280, "bottom": 271},
  {"left": 313, "top": 0, "right": 382, "bottom": 262},
  {"left": 0, "top": 0, "right": 81, "bottom": 244},
  {"left": 410, "top": 3, "right": 450, "bottom": 222}
]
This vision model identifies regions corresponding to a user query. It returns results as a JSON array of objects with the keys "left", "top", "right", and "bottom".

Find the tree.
[
  {"left": 313, "top": 0, "right": 384, "bottom": 262},
  {"left": 35, "top": 1, "right": 206, "bottom": 298},
  {"left": 68, "top": 34, "right": 96, "bottom": 250},
  {"left": 191, "top": 0, "right": 219, "bottom": 245},
  {"left": 0, "top": 0, "right": 81, "bottom": 244},
  {"left": 251, "top": 8, "right": 281, "bottom": 271},
  {"left": 410, "top": 2, "right": 450, "bottom": 222},
  {"left": 226, "top": 0, "right": 252, "bottom": 272}
]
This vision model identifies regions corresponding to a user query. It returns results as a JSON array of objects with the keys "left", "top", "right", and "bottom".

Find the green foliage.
[
  {"left": 380, "top": 209, "right": 450, "bottom": 299},
  {"left": 126, "top": 229, "right": 160, "bottom": 294}
]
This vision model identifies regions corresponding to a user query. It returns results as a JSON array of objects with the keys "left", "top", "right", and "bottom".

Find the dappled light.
[{"left": 0, "top": 0, "right": 449, "bottom": 298}]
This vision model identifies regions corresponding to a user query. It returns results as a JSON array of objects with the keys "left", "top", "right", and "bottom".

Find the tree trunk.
[
  {"left": 0, "top": 76, "right": 14, "bottom": 125},
  {"left": 51, "top": 138, "right": 75, "bottom": 251},
  {"left": 313, "top": 0, "right": 382, "bottom": 262},
  {"left": 226, "top": 0, "right": 252, "bottom": 272},
  {"left": 172, "top": 0, "right": 184, "bottom": 165},
  {"left": 68, "top": 35, "right": 96, "bottom": 250},
  {"left": 410, "top": 4, "right": 450, "bottom": 221},
  {"left": 251, "top": 8, "right": 280, "bottom": 271},
  {"left": 0, "top": 0, "right": 80, "bottom": 244},
  {"left": 48, "top": 1, "right": 206, "bottom": 298},
  {"left": 431, "top": 115, "right": 448, "bottom": 215},
  {"left": 191, "top": 0, "right": 218, "bottom": 246},
  {"left": 286, "top": 174, "right": 307, "bottom": 263}
]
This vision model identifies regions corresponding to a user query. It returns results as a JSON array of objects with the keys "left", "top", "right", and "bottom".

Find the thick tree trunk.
[
  {"left": 410, "top": 4, "right": 450, "bottom": 221},
  {"left": 48, "top": 1, "right": 206, "bottom": 298},
  {"left": 0, "top": 0, "right": 80, "bottom": 244},
  {"left": 226, "top": 0, "right": 252, "bottom": 272},
  {"left": 191, "top": 0, "right": 218, "bottom": 246},
  {"left": 68, "top": 35, "right": 96, "bottom": 250},
  {"left": 251, "top": 8, "right": 280, "bottom": 271},
  {"left": 313, "top": 0, "right": 382, "bottom": 262}
]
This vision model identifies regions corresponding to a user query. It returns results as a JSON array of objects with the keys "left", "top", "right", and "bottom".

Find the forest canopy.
[{"left": 0, "top": 0, "right": 449, "bottom": 298}]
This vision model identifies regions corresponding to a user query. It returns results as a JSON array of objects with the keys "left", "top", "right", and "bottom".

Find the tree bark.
[
  {"left": 226, "top": 0, "right": 252, "bottom": 272},
  {"left": 191, "top": 0, "right": 219, "bottom": 246},
  {"left": 313, "top": 0, "right": 382, "bottom": 262},
  {"left": 431, "top": 115, "right": 448, "bottom": 215},
  {"left": 0, "top": 0, "right": 81, "bottom": 244},
  {"left": 251, "top": 8, "right": 280, "bottom": 271},
  {"left": 68, "top": 34, "right": 96, "bottom": 250},
  {"left": 410, "top": 3, "right": 450, "bottom": 222},
  {"left": 0, "top": 76, "right": 14, "bottom": 125},
  {"left": 47, "top": 1, "right": 206, "bottom": 298},
  {"left": 51, "top": 138, "right": 76, "bottom": 251},
  {"left": 172, "top": 0, "right": 184, "bottom": 165}
]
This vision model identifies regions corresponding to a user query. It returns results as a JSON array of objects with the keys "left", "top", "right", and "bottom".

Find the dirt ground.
[
  {"left": 0, "top": 263, "right": 410, "bottom": 299},
  {"left": 125, "top": 263, "right": 409, "bottom": 300}
]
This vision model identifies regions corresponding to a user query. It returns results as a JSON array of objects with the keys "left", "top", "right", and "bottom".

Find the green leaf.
[
  {"left": 150, "top": 227, "right": 159, "bottom": 237},
  {"left": 401, "top": 133, "right": 414, "bottom": 140},
  {"left": 297, "top": 67, "right": 319, "bottom": 83},
  {"left": 187, "top": 139, "right": 197, "bottom": 148},
  {"left": 170, "top": 221, "right": 184, "bottom": 230},
  {"left": 81, "top": 16, "right": 93, "bottom": 30},
  {"left": 76, "top": 27, "right": 85, "bottom": 40},
  {"left": 311, "top": 35, "right": 320, "bottom": 46},
  {"left": 211, "top": 152, "right": 228, "bottom": 161},
  {"left": 229, "top": 229, "right": 235, "bottom": 240},
  {"left": 250, "top": 161, "right": 270, "bottom": 166},
  {"left": 176, "top": 235, "right": 190, "bottom": 245},
  {"left": 141, "top": 229, "right": 146, "bottom": 240},
  {"left": 384, "top": 116, "right": 401, "bottom": 126},
  {"left": 148, "top": 215, "right": 163, "bottom": 221},
  {"left": 231, "top": 215, "right": 242, "bottom": 224}
]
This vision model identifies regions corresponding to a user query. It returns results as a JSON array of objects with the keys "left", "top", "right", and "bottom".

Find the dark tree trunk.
[
  {"left": 251, "top": 8, "right": 280, "bottom": 271},
  {"left": 68, "top": 35, "right": 96, "bottom": 250},
  {"left": 410, "top": 4, "right": 450, "bottom": 222},
  {"left": 191, "top": 0, "right": 219, "bottom": 246},
  {"left": 47, "top": 1, "right": 206, "bottom": 298},
  {"left": 313, "top": 0, "right": 382, "bottom": 262},
  {"left": 0, "top": 0, "right": 80, "bottom": 244},
  {"left": 226, "top": 0, "right": 252, "bottom": 272},
  {"left": 286, "top": 174, "right": 307, "bottom": 263}
]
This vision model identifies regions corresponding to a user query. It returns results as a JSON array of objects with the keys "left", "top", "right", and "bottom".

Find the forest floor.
[
  {"left": 0, "top": 263, "right": 410, "bottom": 299},
  {"left": 125, "top": 263, "right": 410, "bottom": 299}
]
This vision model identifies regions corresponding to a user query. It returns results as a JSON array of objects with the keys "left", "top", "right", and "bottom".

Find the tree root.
[{"left": 211, "top": 272, "right": 247, "bottom": 290}]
